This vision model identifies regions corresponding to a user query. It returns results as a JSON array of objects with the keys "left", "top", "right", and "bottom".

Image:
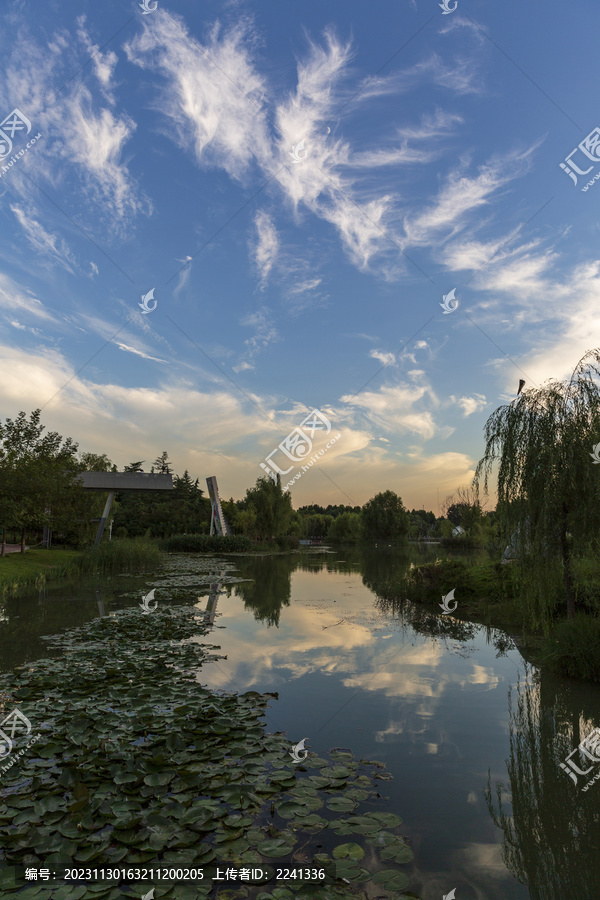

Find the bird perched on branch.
[{"left": 517, "top": 379, "right": 525, "bottom": 396}]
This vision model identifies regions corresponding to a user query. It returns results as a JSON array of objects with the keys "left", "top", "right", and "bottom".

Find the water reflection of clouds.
[{"left": 459, "top": 664, "right": 500, "bottom": 691}]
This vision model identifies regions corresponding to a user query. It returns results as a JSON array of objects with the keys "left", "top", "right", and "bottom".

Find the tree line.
[{"left": 0, "top": 411, "right": 463, "bottom": 552}]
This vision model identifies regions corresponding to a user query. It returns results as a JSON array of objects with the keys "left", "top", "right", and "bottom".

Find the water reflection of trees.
[
  {"left": 233, "top": 546, "right": 453, "bottom": 627},
  {"left": 232, "top": 555, "right": 294, "bottom": 626},
  {"left": 485, "top": 672, "right": 600, "bottom": 898}
]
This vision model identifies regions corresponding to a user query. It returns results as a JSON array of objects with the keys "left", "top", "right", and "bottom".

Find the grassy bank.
[
  {"left": 394, "top": 555, "right": 600, "bottom": 682},
  {"left": 0, "top": 538, "right": 162, "bottom": 598},
  {"left": 0, "top": 549, "right": 80, "bottom": 598}
]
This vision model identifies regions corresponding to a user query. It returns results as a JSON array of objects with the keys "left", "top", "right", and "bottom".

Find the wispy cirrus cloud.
[
  {"left": 402, "top": 147, "right": 537, "bottom": 248},
  {"left": 114, "top": 341, "right": 168, "bottom": 363},
  {"left": 351, "top": 109, "right": 463, "bottom": 168},
  {"left": 0, "top": 19, "right": 149, "bottom": 227},
  {"left": 0, "top": 272, "right": 56, "bottom": 322},
  {"left": 234, "top": 306, "right": 280, "bottom": 371},
  {"left": 10, "top": 205, "right": 76, "bottom": 272},
  {"left": 124, "top": 11, "right": 270, "bottom": 181},
  {"left": 253, "top": 210, "right": 279, "bottom": 287}
]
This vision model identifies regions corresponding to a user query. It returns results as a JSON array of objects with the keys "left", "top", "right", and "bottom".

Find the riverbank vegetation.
[
  {"left": 0, "top": 548, "right": 80, "bottom": 598},
  {"left": 392, "top": 350, "right": 600, "bottom": 682},
  {"left": 161, "top": 534, "right": 253, "bottom": 553},
  {"left": 0, "top": 539, "right": 161, "bottom": 597}
]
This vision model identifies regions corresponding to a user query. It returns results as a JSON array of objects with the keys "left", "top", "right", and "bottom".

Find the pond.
[{"left": 1, "top": 544, "right": 600, "bottom": 899}]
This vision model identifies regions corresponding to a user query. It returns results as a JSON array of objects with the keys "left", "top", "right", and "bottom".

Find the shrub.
[
  {"left": 275, "top": 535, "right": 299, "bottom": 550},
  {"left": 540, "top": 614, "right": 600, "bottom": 682},
  {"left": 401, "top": 557, "right": 474, "bottom": 603},
  {"left": 160, "top": 534, "right": 253, "bottom": 553}
]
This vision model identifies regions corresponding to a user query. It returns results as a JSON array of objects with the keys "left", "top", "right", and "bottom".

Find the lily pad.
[
  {"left": 325, "top": 796, "right": 356, "bottom": 812},
  {"left": 372, "top": 869, "right": 411, "bottom": 890},
  {"left": 258, "top": 837, "right": 296, "bottom": 857},
  {"left": 332, "top": 842, "right": 364, "bottom": 860}
]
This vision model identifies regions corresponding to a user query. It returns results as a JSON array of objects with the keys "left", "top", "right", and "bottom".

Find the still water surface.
[{"left": 2, "top": 545, "right": 600, "bottom": 899}]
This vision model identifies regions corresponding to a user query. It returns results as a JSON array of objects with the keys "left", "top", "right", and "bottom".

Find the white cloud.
[
  {"left": 253, "top": 210, "right": 279, "bottom": 287},
  {"left": 76, "top": 16, "right": 118, "bottom": 97},
  {"left": 370, "top": 349, "right": 396, "bottom": 367},
  {"left": 450, "top": 393, "right": 487, "bottom": 416},
  {"left": 124, "top": 12, "right": 270, "bottom": 182},
  {"left": 114, "top": 341, "right": 168, "bottom": 363},
  {"left": 57, "top": 86, "right": 144, "bottom": 221},
  {"left": 0, "top": 272, "right": 55, "bottom": 321},
  {"left": 340, "top": 382, "right": 439, "bottom": 439},
  {"left": 10, "top": 205, "right": 76, "bottom": 271},
  {"left": 0, "top": 22, "right": 149, "bottom": 226},
  {"left": 287, "top": 277, "right": 322, "bottom": 295},
  {"left": 234, "top": 306, "right": 280, "bottom": 371},
  {"left": 403, "top": 148, "right": 536, "bottom": 248},
  {"left": 405, "top": 53, "right": 484, "bottom": 95}
]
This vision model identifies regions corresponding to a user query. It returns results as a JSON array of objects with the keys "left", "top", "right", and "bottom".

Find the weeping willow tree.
[{"left": 474, "top": 349, "right": 600, "bottom": 622}]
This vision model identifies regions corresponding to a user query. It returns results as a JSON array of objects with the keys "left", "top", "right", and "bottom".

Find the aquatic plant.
[
  {"left": 77, "top": 538, "right": 162, "bottom": 574},
  {"left": 0, "top": 606, "right": 419, "bottom": 899},
  {"left": 161, "top": 534, "right": 253, "bottom": 553}
]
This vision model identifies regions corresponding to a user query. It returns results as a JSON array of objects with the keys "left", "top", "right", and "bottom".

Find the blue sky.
[{"left": 1, "top": 0, "right": 599, "bottom": 511}]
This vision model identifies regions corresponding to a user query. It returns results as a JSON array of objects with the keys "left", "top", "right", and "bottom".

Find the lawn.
[{"left": 0, "top": 548, "right": 80, "bottom": 596}]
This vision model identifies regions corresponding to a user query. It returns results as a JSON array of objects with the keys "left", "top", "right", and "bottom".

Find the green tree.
[
  {"left": 329, "top": 511, "right": 362, "bottom": 542},
  {"left": 80, "top": 452, "right": 114, "bottom": 472},
  {"left": 442, "top": 486, "right": 485, "bottom": 533},
  {"left": 0, "top": 410, "right": 82, "bottom": 552},
  {"left": 245, "top": 476, "right": 293, "bottom": 539},
  {"left": 152, "top": 451, "right": 173, "bottom": 474},
  {"left": 474, "top": 349, "right": 600, "bottom": 619},
  {"left": 113, "top": 468, "right": 209, "bottom": 538},
  {"left": 360, "top": 490, "right": 410, "bottom": 542},
  {"left": 235, "top": 507, "right": 258, "bottom": 537},
  {"left": 302, "top": 514, "right": 333, "bottom": 538},
  {"left": 124, "top": 461, "right": 145, "bottom": 473}
]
